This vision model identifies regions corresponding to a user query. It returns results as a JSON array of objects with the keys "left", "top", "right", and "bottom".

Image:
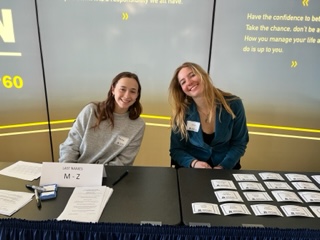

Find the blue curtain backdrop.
[{"left": 0, "top": 219, "right": 319, "bottom": 240}]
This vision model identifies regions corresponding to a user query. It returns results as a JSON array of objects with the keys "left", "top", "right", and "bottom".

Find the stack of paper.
[
  {"left": 0, "top": 161, "right": 42, "bottom": 181},
  {"left": 57, "top": 186, "right": 113, "bottom": 223},
  {"left": 0, "top": 190, "right": 34, "bottom": 216}
]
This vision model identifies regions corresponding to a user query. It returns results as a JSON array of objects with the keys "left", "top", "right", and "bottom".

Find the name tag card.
[
  {"left": 186, "top": 121, "right": 200, "bottom": 132},
  {"left": 40, "top": 162, "right": 105, "bottom": 187}
]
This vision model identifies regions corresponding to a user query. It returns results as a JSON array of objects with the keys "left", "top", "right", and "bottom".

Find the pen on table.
[
  {"left": 34, "top": 188, "right": 41, "bottom": 209},
  {"left": 26, "top": 184, "right": 46, "bottom": 192},
  {"left": 112, "top": 170, "right": 129, "bottom": 186}
]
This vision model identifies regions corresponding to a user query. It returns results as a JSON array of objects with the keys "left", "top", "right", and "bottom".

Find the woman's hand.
[
  {"left": 191, "top": 160, "right": 212, "bottom": 169},
  {"left": 213, "top": 165, "right": 223, "bottom": 169}
]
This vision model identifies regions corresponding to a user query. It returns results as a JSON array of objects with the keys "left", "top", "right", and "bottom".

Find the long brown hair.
[
  {"left": 168, "top": 62, "right": 237, "bottom": 139},
  {"left": 92, "top": 72, "right": 142, "bottom": 129}
]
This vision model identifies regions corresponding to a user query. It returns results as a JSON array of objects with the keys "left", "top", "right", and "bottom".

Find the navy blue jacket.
[{"left": 170, "top": 98, "right": 249, "bottom": 169}]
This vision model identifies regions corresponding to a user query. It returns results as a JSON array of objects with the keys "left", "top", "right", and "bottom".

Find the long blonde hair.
[{"left": 168, "top": 62, "right": 237, "bottom": 139}]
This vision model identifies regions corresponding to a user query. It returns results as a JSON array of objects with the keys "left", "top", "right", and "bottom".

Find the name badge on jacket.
[
  {"left": 115, "top": 135, "right": 129, "bottom": 146},
  {"left": 186, "top": 121, "right": 200, "bottom": 132}
]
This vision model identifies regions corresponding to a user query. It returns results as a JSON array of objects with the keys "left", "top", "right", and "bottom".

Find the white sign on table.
[{"left": 40, "top": 162, "right": 105, "bottom": 187}]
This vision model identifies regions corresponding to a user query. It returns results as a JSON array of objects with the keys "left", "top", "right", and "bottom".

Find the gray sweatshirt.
[{"left": 59, "top": 103, "right": 145, "bottom": 165}]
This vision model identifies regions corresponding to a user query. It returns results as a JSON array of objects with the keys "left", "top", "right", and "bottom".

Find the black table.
[
  {"left": 177, "top": 168, "right": 320, "bottom": 229},
  {"left": 101, "top": 166, "right": 181, "bottom": 225},
  {"left": 0, "top": 163, "right": 181, "bottom": 225}
]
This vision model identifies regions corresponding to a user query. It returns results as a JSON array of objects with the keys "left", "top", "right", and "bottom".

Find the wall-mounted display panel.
[
  {"left": 0, "top": 0, "right": 52, "bottom": 162},
  {"left": 36, "top": 0, "right": 215, "bottom": 161},
  {"left": 210, "top": 0, "right": 320, "bottom": 170}
]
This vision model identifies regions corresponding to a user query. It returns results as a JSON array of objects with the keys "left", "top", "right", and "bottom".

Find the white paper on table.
[
  {"left": 298, "top": 191, "right": 320, "bottom": 203},
  {"left": 292, "top": 182, "right": 320, "bottom": 191},
  {"left": 271, "top": 191, "right": 302, "bottom": 203},
  {"left": 251, "top": 204, "right": 283, "bottom": 217},
  {"left": 280, "top": 205, "right": 314, "bottom": 218},
  {"left": 285, "top": 173, "right": 311, "bottom": 182},
  {"left": 243, "top": 192, "right": 273, "bottom": 202},
  {"left": 211, "top": 179, "right": 236, "bottom": 190},
  {"left": 0, "top": 161, "right": 42, "bottom": 181},
  {"left": 264, "top": 181, "right": 293, "bottom": 190},
  {"left": 309, "top": 206, "right": 320, "bottom": 218},
  {"left": 191, "top": 202, "right": 220, "bottom": 215},
  {"left": 259, "top": 172, "right": 284, "bottom": 181},
  {"left": 0, "top": 190, "right": 34, "bottom": 216},
  {"left": 220, "top": 203, "right": 251, "bottom": 216},
  {"left": 57, "top": 186, "right": 113, "bottom": 223},
  {"left": 238, "top": 182, "right": 265, "bottom": 191},
  {"left": 214, "top": 190, "right": 243, "bottom": 203},
  {"left": 312, "top": 175, "right": 320, "bottom": 184},
  {"left": 233, "top": 173, "right": 258, "bottom": 181}
]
